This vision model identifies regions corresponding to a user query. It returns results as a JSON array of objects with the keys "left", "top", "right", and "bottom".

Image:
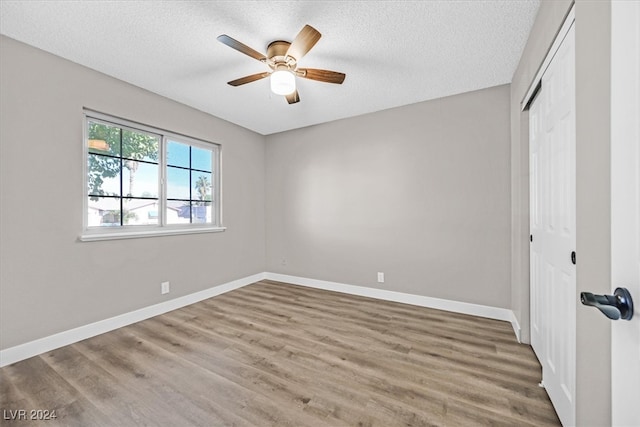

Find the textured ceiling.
[{"left": 0, "top": 1, "right": 539, "bottom": 135}]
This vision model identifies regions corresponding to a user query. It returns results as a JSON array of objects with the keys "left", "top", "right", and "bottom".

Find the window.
[{"left": 82, "top": 111, "right": 223, "bottom": 241}]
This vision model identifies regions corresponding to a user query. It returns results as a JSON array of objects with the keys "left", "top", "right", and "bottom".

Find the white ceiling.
[{"left": 0, "top": 1, "right": 539, "bottom": 135}]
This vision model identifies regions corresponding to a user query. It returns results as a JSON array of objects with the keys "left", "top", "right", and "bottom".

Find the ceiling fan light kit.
[
  {"left": 270, "top": 69, "right": 296, "bottom": 95},
  {"left": 217, "top": 24, "right": 346, "bottom": 104}
]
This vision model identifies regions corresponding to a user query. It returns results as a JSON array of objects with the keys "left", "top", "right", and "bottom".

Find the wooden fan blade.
[
  {"left": 227, "top": 72, "right": 270, "bottom": 86},
  {"left": 285, "top": 90, "right": 300, "bottom": 104},
  {"left": 298, "top": 68, "right": 346, "bottom": 84},
  {"left": 217, "top": 34, "right": 267, "bottom": 62},
  {"left": 285, "top": 25, "right": 321, "bottom": 61}
]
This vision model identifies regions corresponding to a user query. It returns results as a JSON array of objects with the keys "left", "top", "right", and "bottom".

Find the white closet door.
[
  {"left": 530, "top": 88, "right": 543, "bottom": 360},
  {"left": 529, "top": 24, "right": 576, "bottom": 427}
]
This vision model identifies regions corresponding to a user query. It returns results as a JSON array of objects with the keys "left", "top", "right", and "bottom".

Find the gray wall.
[
  {"left": 574, "top": 2, "right": 611, "bottom": 424},
  {"left": 265, "top": 85, "right": 512, "bottom": 308},
  {"left": 510, "top": 0, "right": 612, "bottom": 424},
  {"left": 0, "top": 36, "right": 266, "bottom": 350}
]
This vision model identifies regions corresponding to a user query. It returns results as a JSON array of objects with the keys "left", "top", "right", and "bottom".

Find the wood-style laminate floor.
[{"left": 0, "top": 280, "right": 560, "bottom": 426}]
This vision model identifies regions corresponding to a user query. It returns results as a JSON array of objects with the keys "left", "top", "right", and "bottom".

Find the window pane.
[
  {"left": 87, "top": 121, "right": 120, "bottom": 156},
  {"left": 122, "top": 161, "right": 158, "bottom": 198},
  {"left": 87, "top": 154, "right": 120, "bottom": 197},
  {"left": 191, "top": 146, "right": 212, "bottom": 172},
  {"left": 167, "top": 141, "right": 190, "bottom": 168},
  {"left": 122, "top": 129, "right": 159, "bottom": 162},
  {"left": 166, "top": 200, "right": 191, "bottom": 225},
  {"left": 87, "top": 197, "right": 121, "bottom": 227},
  {"left": 167, "top": 166, "right": 190, "bottom": 200},
  {"left": 122, "top": 199, "right": 159, "bottom": 225},
  {"left": 191, "top": 202, "right": 211, "bottom": 224},
  {"left": 191, "top": 171, "right": 212, "bottom": 202}
]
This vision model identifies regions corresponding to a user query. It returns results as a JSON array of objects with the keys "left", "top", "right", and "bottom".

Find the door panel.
[
  {"left": 530, "top": 88, "right": 543, "bottom": 358},
  {"left": 530, "top": 23, "right": 576, "bottom": 427},
  {"left": 541, "top": 24, "right": 576, "bottom": 427}
]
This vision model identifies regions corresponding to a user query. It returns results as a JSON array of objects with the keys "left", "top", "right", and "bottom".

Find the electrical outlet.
[
  {"left": 377, "top": 272, "right": 384, "bottom": 283},
  {"left": 161, "top": 281, "right": 170, "bottom": 294}
]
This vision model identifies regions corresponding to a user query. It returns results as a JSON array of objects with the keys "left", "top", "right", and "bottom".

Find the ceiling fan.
[{"left": 217, "top": 24, "right": 346, "bottom": 104}]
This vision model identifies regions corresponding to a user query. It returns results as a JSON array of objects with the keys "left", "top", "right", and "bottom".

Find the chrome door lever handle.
[{"left": 580, "top": 287, "right": 634, "bottom": 320}]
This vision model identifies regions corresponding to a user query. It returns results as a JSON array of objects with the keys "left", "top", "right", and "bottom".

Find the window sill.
[{"left": 79, "top": 226, "right": 227, "bottom": 242}]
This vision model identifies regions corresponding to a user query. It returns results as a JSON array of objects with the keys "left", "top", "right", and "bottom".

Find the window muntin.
[{"left": 83, "top": 112, "right": 221, "bottom": 238}]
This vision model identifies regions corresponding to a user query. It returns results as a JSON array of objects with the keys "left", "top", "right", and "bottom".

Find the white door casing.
[
  {"left": 530, "top": 23, "right": 576, "bottom": 427},
  {"left": 611, "top": 1, "right": 640, "bottom": 426}
]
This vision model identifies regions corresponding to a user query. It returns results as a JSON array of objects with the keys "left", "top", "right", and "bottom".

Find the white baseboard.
[
  {"left": 0, "top": 272, "right": 266, "bottom": 368},
  {"left": 264, "top": 273, "right": 518, "bottom": 331},
  {"left": 1, "top": 271, "right": 522, "bottom": 367}
]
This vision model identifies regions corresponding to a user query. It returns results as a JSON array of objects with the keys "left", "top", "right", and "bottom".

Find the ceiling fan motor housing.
[{"left": 267, "top": 40, "right": 295, "bottom": 69}]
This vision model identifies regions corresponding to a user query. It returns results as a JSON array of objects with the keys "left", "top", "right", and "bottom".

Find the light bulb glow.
[{"left": 270, "top": 70, "right": 296, "bottom": 95}]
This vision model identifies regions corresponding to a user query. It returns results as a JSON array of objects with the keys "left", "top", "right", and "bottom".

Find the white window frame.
[{"left": 80, "top": 110, "right": 225, "bottom": 241}]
